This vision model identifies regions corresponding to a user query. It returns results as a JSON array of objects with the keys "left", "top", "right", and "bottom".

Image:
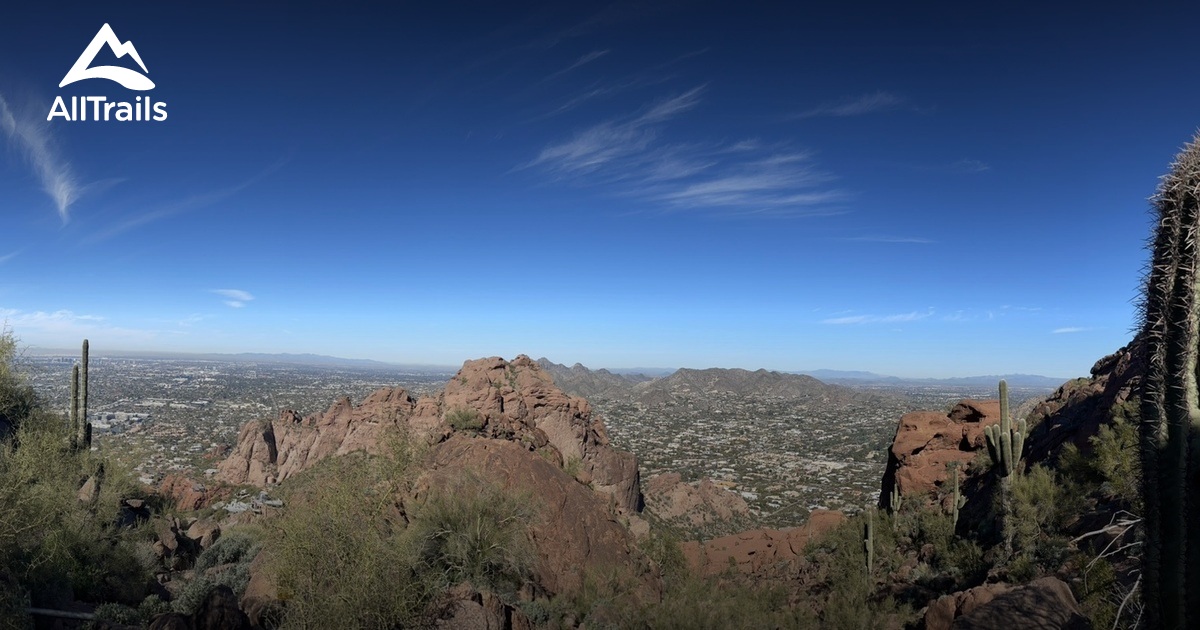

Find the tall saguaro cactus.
[
  {"left": 1139, "top": 134, "right": 1200, "bottom": 630},
  {"left": 80, "top": 339, "right": 89, "bottom": 448},
  {"left": 67, "top": 340, "right": 91, "bottom": 451},
  {"left": 984, "top": 380, "right": 1025, "bottom": 476}
]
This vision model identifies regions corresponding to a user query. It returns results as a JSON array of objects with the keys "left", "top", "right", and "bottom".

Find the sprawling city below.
[{"left": 19, "top": 352, "right": 1057, "bottom": 529}]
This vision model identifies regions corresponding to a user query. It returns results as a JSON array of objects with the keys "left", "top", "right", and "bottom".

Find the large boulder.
[
  {"left": 950, "top": 577, "right": 1090, "bottom": 629},
  {"left": 879, "top": 400, "right": 999, "bottom": 508}
]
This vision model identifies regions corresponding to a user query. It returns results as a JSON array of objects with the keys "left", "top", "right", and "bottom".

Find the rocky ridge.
[{"left": 217, "top": 355, "right": 642, "bottom": 514}]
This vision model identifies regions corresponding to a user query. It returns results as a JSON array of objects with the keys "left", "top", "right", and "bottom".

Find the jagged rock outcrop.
[
  {"left": 879, "top": 400, "right": 999, "bottom": 508},
  {"left": 216, "top": 356, "right": 643, "bottom": 514},
  {"left": 643, "top": 472, "right": 750, "bottom": 530},
  {"left": 680, "top": 509, "right": 846, "bottom": 579},
  {"left": 1022, "top": 339, "right": 1141, "bottom": 465}
]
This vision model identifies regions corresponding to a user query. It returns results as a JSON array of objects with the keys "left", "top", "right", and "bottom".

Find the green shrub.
[
  {"left": 172, "top": 535, "right": 257, "bottom": 615},
  {"left": 1059, "top": 407, "right": 1139, "bottom": 509},
  {"left": 93, "top": 602, "right": 140, "bottom": 625},
  {"left": 0, "top": 410, "right": 149, "bottom": 607},
  {"left": 409, "top": 475, "right": 537, "bottom": 594},
  {"left": 0, "top": 330, "right": 38, "bottom": 441},
  {"left": 445, "top": 407, "right": 484, "bottom": 432},
  {"left": 266, "top": 436, "right": 432, "bottom": 629},
  {"left": 194, "top": 531, "right": 260, "bottom": 572}
]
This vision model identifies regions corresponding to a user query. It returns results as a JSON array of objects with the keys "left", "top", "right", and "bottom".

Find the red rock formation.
[
  {"left": 643, "top": 472, "right": 750, "bottom": 529},
  {"left": 944, "top": 577, "right": 1088, "bottom": 630},
  {"left": 216, "top": 355, "right": 642, "bottom": 513},
  {"left": 680, "top": 509, "right": 846, "bottom": 578},
  {"left": 880, "top": 400, "right": 999, "bottom": 508},
  {"left": 159, "top": 474, "right": 229, "bottom": 512}
]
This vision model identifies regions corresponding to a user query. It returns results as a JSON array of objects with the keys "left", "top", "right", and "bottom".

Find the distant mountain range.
[
  {"left": 537, "top": 359, "right": 873, "bottom": 404},
  {"left": 27, "top": 346, "right": 1070, "bottom": 388},
  {"left": 795, "top": 370, "right": 1070, "bottom": 389},
  {"left": 26, "top": 348, "right": 453, "bottom": 372}
]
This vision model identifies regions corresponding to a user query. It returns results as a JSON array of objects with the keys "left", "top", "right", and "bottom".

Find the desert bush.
[
  {"left": 267, "top": 450, "right": 429, "bottom": 629},
  {"left": 1060, "top": 410, "right": 1140, "bottom": 508},
  {"left": 92, "top": 602, "right": 140, "bottom": 625},
  {"left": 409, "top": 474, "right": 537, "bottom": 594},
  {"left": 445, "top": 407, "right": 484, "bottom": 431},
  {"left": 0, "top": 338, "right": 149, "bottom": 608},
  {"left": 194, "top": 531, "right": 260, "bottom": 572},
  {"left": 1004, "top": 464, "right": 1071, "bottom": 579},
  {"left": 0, "top": 329, "right": 38, "bottom": 442},
  {"left": 173, "top": 533, "right": 261, "bottom": 614}
]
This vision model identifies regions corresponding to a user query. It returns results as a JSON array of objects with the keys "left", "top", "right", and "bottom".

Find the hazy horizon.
[{"left": 2, "top": 2, "right": 1195, "bottom": 378}]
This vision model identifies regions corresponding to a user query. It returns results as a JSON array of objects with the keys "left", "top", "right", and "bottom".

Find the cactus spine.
[
  {"left": 984, "top": 380, "right": 1025, "bottom": 476},
  {"left": 1139, "top": 134, "right": 1200, "bottom": 630}
]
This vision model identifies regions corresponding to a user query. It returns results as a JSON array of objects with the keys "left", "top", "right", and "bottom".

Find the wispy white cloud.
[
  {"left": 1052, "top": 327, "right": 1089, "bottom": 334},
  {"left": 0, "top": 251, "right": 17, "bottom": 264},
  {"left": 85, "top": 158, "right": 287, "bottom": 243},
  {"left": 792, "top": 91, "right": 908, "bottom": 119},
  {"left": 0, "top": 92, "right": 79, "bottom": 222},
  {"left": 822, "top": 309, "right": 935, "bottom": 325},
  {"left": 948, "top": 159, "right": 990, "bottom": 173},
  {"left": 543, "top": 49, "right": 610, "bottom": 82},
  {"left": 841, "top": 235, "right": 934, "bottom": 244},
  {"left": 211, "top": 289, "right": 254, "bottom": 309},
  {"left": 0, "top": 307, "right": 159, "bottom": 344},
  {"left": 530, "top": 87, "right": 705, "bottom": 174},
  {"left": 527, "top": 88, "right": 846, "bottom": 216}
]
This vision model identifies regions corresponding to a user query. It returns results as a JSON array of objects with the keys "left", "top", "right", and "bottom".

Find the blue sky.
[{"left": 0, "top": 1, "right": 1196, "bottom": 377}]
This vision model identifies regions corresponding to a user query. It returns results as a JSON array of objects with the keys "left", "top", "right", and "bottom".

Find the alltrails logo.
[{"left": 48, "top": 23, "right": 167, "bottom": 122}]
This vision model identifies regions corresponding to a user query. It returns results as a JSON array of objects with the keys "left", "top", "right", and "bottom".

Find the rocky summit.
[{"left": 217, "top": 354, "right": 642, "bottom": 514}]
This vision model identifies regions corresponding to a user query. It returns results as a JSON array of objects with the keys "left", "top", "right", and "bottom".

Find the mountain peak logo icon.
[{"left": 59, "top": 23, "right": 155, "bottom": 91}]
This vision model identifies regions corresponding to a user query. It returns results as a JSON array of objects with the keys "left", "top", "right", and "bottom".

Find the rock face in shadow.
[
  {"left": 948, "top": 577, "right": 1090, "bottom": 630},
  {"left": 216, "top": 355, "right": 642, "bottom": 514},
  {"left": 680, "top": 509, "right": 846, "bottom": 579},
  {"left": 417, "top": 435, "right": 652, "bottom": 597},
  {"left": 1022, "top": 339, "right": 1142, "bottom": 466}
]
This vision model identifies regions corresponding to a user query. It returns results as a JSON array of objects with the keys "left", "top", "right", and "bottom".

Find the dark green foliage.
[
  {"left": 0, "top": 331, "right": 38, "bottom": 442},
  {"left": 267, "top": 448, "right": 432, "bottom": 629},
  {"left": 1059, "top": 411, "right": 1140, "bottom": 508},
  {"left": 1006, "top": 465, "right": 1070, "bottom": 577},
  {"left": 410, "top": 476, "right": 536, "bottom": 594},
  {"left": 1139, "top": 132, "right": 1200, "bottom": 630},
  {"left": 92, "top": 602, "right": 140, "bottom": 625},
  {"left": 445, "top": 407, "right": 484, "bottom": 432},
  {"left": 0, "top": 333, "right": 150, "bottom": 609},
  {"left": 193, "top": 532, "right": 260, "bottom": 573},
  {"left": 173, "top": 533, "right": 262, "bottom": 614}
]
